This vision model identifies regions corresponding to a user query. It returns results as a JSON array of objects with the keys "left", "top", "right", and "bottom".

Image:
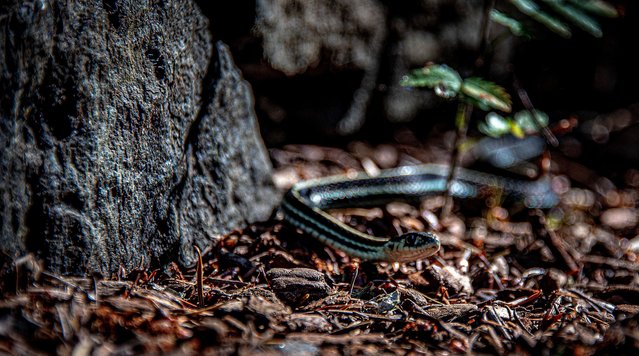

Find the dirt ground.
[{"left": 2, "top": 138, "right": 638, "bottom": 355}]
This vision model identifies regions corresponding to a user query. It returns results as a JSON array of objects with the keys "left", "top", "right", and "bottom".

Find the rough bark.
[{"left": 0, "top": 0, "right": 278, "bottom": 275}]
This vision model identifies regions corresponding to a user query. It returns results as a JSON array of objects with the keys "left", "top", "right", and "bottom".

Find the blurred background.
[{"left": 197, "top": 0, "right": 638, "bottom": 172}]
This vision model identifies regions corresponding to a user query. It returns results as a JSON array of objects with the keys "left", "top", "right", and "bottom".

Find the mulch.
[{"left": 2, "top": 139, "right": 638, "bottom": 355}]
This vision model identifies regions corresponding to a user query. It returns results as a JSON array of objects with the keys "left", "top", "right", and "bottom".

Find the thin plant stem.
[
  {"left": 442, "top": 102, "right": 473, "bottom": 219},
  {"left": 476, "top": 0, "right": 497, "bottom": 72},
  {"left": 512, "top": 74, "right": 559, "bottom": 147},
  {"left": 442, "top": 0, "right": 494, "bottom": 220}
]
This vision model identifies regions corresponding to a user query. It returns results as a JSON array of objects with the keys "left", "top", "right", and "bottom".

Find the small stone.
[
  {"left": 371, "top": 290, "right": 401, "bottom": 313},
  {"left": 267, "top": 268, "right": 327, "bottom": 282},
  {"left": 626, "top": 235, "right": 639, "bottom": 253},
  {"left": 421, "top": 210, "right": 440, "bottom": 230},
  {"left": 423, "top": 265, "right": 473, "bottom": 295},
  {"left": 443, "top": 216, "right": 466, "bottom": 238},
  {"left": 273, "top": 167, "right": 301, "bottom": 189},
  {"left": 490, "top": 256, "right": 509, "bottom": 278},
  {"left": 562, "top": 188, "right": 596, "bottom": 208},
  {"left": 614, "top": 304, "right": 639, "bottom": 318},
  {"left": 373, "top": 144, "right": 398, "bottom": 169},
  {"left": 287, "top": 314, "right": 332, "bottom": 332},
  {"left": 246, "top": 295, "right": 291, "bottom": 323},
  {"left": 484, "top": 305, "right": 513, "bottom": 320},
  {"left": 361, "top": 157, "right": 381, "bottom": 177},
  {"left": 540, "top": 268, "right": 568, "bottom": 293},
  {"left": 402, "top": 217, "right": 425, "bottom": 231},
  {"left": 572, "top": 222, "right": 592, "bottom": 239},
  {"left": 267, "top": 268, "right": 332, "bottom": 305},
  {"left": 387, "top": 202, "right": 417, "bottom": 217},
  {"left": 398, "top": 287, "right": 431, "bottom": 307},
  {"left": 421, "top": 304, "right": 478, "bottom": 320},
  {"left": 218, "top": 300, "right": 244, "bottom": 314},
  {"left": 601, "top": 208, "right": 638, "bottom": 229}
]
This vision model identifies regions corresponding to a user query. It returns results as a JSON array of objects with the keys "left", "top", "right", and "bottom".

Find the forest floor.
[{"left": 2, "top": 135, "right": 639, "bottom": 354}]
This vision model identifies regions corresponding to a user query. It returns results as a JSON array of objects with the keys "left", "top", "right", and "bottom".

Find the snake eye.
[{"left": 404, "top": 233, "right": 418, "bottom": 246}]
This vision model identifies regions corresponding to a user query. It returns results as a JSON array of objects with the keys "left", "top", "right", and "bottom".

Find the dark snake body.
[{"left": 282, "top": 164, "right": 557, "bottom": 262}]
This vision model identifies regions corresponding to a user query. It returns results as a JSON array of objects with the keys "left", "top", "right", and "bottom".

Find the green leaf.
[
  {"left": 542, "top": 0, "right": 603, "bottom": 37},
  {"left": 568, "top": 0, "right": 618, "bottom": 18},
  {"left": 461, "top": 77, "right": 512, "bottom": 113},
  {"left": 509, "top": 0, "right": 572, "bottom": 38},
  {"left": 490, "top": 9, "right": 531, "bottom": 37},
  {"left": 400, "top": 64, "right": 462, "bottom": 99},
  {"left": 509, "top": 121, "right": 526, "bottom": 138},
  {"left": 479, "top": 112, "right": 512, "bottom": 137},
  {"left": 478, "top": 111, "right": 547, "bottom": 138},
  {"left": 514, "top": 109, "right": 550, "bottom": 133}
]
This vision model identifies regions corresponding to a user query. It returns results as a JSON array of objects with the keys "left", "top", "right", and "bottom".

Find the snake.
[{"left": 282, "top": 163, "right": 558, "bottom": 262}]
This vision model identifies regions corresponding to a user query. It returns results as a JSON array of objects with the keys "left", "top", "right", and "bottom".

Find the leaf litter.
[{"left": 2, "top": 140, "right": 639, "bottom": 355}]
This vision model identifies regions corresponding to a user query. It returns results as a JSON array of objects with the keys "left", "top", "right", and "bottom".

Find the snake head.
[{"left": 383, "top": 232, "right": 440, "bottom": 262}]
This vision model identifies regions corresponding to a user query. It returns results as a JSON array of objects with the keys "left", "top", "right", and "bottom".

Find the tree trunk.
[{"left": 0, "top": 0, "right": 278, "bottom": 275}]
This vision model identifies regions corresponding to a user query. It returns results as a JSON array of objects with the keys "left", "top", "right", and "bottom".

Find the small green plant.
[
  {"left": 401, "top": 64, "right": 549, "bottom": 215},
  {"left": 400, "top": 0, "right": 618, "bottom": 217},
  {"left": 492, "top": 0, "right": 619, "bottom": 39}
]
